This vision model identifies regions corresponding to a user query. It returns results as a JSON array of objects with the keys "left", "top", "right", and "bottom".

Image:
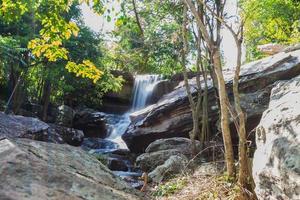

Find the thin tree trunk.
[
  {"left": 184, "top": 0, "right": 235, "bottom": 177},
  {"left": 212, "top": 48, "right": 235, "bottom": 177},
  {"left": 200, "top": 59, "right": 209, "bottom": 145},
  {"left": 181, "top": 4, "right": 199, "bottom": 155},
  {"left": 132, "top": 0, "right": 144, "bottom": 37},
  {"left": 233, "top": 37, "right": 255, "bottom": 197},
  {"left": 41, "top": 79, "right": 51, "bottom": 121},
  {"left": 5, "top": 76, "right": 21, "bottom": 114}
]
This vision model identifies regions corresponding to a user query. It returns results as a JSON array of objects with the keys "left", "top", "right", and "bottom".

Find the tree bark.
[
  {"left": 41, "top": 79, "right": 51, "bottom": 121},
  {"left": 184, "top": 0, "right": 235, "bottom": 177},
  {"left": 212, "top": 47, "right": 235, "bottom": 177},
  {"left": 232, "top": 34, "right": 255, "bottom": 196},
  {"left": 181, "top": 4, "right": 202, "bottom": 155},
  {"left": 132, "top": 0, "right": 144, "bottom": 37}
]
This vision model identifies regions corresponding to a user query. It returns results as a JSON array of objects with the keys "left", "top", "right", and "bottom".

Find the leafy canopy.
[
  {"left": 0, "top": 0, "right": 109, "bottom": 82},
  {"left": 242, "top": 0, "right": 300, "bottom": 60}
]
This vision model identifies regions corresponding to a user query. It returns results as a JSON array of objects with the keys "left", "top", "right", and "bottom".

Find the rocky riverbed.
[{"left": 0, "top": 48, "right": 300, "bottom": 199}]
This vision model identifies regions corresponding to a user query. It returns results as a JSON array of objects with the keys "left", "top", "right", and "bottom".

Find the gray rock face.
[
  {"left": 145, "top": 137, "right": 201, "bottom": 155},
  {"left": 148, "top": 155, "right": 188, "bottom": 183},
  {"left": 48, "top": 124, "right": 84, "bottom": 146},
  {"left": 0, "top": 112, "right": 84, "bottom": 146},
  {"left": 0, "top": 112, "right": 49, "bottom": 140},
  {"left": 56, "top": 105, "right": 75, "bottom": 127},
  {"left": 136, "top": 149, "right": 186, "bottom": 172},
  {"left": 123, "top": 50, "right": 300, "bottom": 153},
  {"left": 253, "top": 75, "right": 300, "bottom": 200},
  {"left": 136, "top": 138, "right": 197, "bottom": 174},
  {"left": 147, "top": 80, "right": 177, "bottom": 105},
  {"left": 0, "top": 138, "right": 144, "bottom": 200}
]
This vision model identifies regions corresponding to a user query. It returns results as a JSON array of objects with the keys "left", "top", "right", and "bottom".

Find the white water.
[
  {"left": 132, "top": 75, "right": 162, "bottom": 110},
  {"left": 107, "top": 74, "right": 162, "bottom": 148}
]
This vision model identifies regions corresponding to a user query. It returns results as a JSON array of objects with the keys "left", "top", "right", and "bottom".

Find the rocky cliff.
[
  {"left": 123, "top": 49, "right": 300, "bottom": 153},
  {"left": 253, "top": 75, "right": 300, "bottom": 200}
]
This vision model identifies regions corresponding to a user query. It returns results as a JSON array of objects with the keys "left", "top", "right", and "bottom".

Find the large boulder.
[
  {"left": 136, "top": 149, "right": 187, "bottom": 172},
  {"left": 0, "top": 138, "right": 144, "bottom": 200},
  {"left": 145, "top": 137, "right": 201, "bottom": 155},
  {"left": 48, "top": 124, "right": 84, "bottom": 146},
  {"left": 253, "top": 75, "right": 300, "bottom": 200},
  {"left": 73, "top": 108, "right": 107, "bottom": 138},
  {"left": 0, "top": 112, "right": 49, "bottom": 140},
  {"left": 136, "top": 138, "right": 199, "bottom": 173},
  {"left": 0, "top": 112, "right": 84, "bottom": 146},
  {"left": 56, "top": 105, "right": 75, "bottom": 127},
  {"left": 148, "top": 155, "right": 188, "bottom": 183},
  {"left": 123, "top": 49, "right": 300, "bottom": 153}
]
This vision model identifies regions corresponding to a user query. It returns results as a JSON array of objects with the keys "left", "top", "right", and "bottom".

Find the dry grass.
[{"left": 147, "top": 162, "right": 253, "bottom": 200}]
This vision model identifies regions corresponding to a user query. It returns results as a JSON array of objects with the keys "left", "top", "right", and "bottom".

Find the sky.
[{"left": 80, "top": 0, "right": 242, "bottom": 68}]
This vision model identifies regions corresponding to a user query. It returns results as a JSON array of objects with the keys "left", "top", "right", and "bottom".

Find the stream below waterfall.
[{"left": 83, "top": 74, "right": 163, "bottom": 188}]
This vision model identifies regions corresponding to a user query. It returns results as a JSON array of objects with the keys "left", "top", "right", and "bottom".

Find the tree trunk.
[
  {"left": 233, "top": 38, "right": 255, "bottom": 196},
  {"left": 41, "top": 79, "right": 51, "bottom": 121},
  {"left": 212, "top": 47, "right": 235, "bottom": 177},
  {"left": 181, "top": 4, "right": 199, "bottom": 155}
]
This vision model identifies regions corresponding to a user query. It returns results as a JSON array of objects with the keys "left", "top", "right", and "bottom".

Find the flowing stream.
[{"left": 82, "top": 74, "right": 162, "bottom": 188}]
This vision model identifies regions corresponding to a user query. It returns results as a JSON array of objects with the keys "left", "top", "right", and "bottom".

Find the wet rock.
[
  {"left": 149, "top": 155, "right": 188, "bottom": 183},
  {"left": 108, "top": 157, "right": 129, "bottom": 171},
  {"left": 73, "top": 108, "right": 107, "bottom": 138},
  {"left": 113, "top": 171, "right": 144, "bottom": 190},
  {"left": 147, "top": 80, "right": 177, "bottom": 105},
  {"left": 81, "top": 137, "right": 119, "bottom": 151},
  {"left": 0, "top": 138, "right": 144, "bottom": 200},
  {"left": 284, "top": 43, "right": 300, "bottom": 53},
  {"left": 48, "top": 124, "right": 84, "bottom": 146},
  {"left": 253, "top": 75, "right": 300, "bottom": 200},
  {"left": 170, "top": 71, "right": 200, "bottom": 82},
  {"left": 56, "top": 105, "right": 75, "bottom": 127},
  {"left": 123, "top": 50, "right": 300, "bottom": 153}
]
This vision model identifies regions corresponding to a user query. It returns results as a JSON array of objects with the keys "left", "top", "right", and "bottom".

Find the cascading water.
[
  {"left": 106, "top": 74, "right": 162, "bottom": 148},
  {"left": 92, "top": 74, "right": 162, "bottom": 188},
  {"left": 132, "top": 75, "right": 162, "bottom": 110}
]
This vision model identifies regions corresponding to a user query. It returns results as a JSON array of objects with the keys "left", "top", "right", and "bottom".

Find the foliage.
[
  {"left": 0, "top": 0, "right": 109, "bottom": 82},
  {"left": 0, "top": 1, "right": 123, "bottom": 110},
  {"left": 242, "top": 0, "right": 300, "bottom": 61},
  {"left": 0, "top": 36, "right": 26, "bottom": 84},
  {"left": 24, "top": 23, "right": 123, "bottom": 108},
  {"left": 107, "top": 0, "right": 183, "bottom": 76}
]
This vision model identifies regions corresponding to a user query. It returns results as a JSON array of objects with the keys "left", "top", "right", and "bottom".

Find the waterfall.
[
  {"left": 107, "top": 74, "right": 162, "bottom": 148},
  {"left": 131, "top": 75, "right": 162, "bottom": 111}
]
